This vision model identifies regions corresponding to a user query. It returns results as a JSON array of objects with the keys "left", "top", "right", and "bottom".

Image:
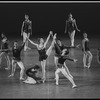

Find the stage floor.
[{"left": 0, "top": 37, "right": 100, "bottom": 98}]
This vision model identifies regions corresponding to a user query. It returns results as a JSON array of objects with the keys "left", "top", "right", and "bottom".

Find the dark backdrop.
[{"left": 0, "top": 3, "right": 100, "bottom": 39}]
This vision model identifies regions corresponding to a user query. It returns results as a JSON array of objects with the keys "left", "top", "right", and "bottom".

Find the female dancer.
[
  {"left": 0, "top": 33, "right": 10, "bottom": 70},
  {"left": 23, "top": 65, "right": 43, "bottom": 84},
  {"left": 55, "top": 48, "right": 77, "bottom": 88},
  {"left": 54, "top": 38, "right": 80, "bottom": 69},
  {"left": 8, "top": 39, "right": 27, "bottom": 80},
  {"left": 21, "top": 14, "right": 32, "bottom": 51},
  {"left": 82, "top": 32, "right": 93, "bottom": 68},
  {"left": 97, "top": 48, "right": 100, "bottom": 64},
  {"left": 28, "top": 31, "right": 56, "bottom": 82},
  {"left": 65, "top": 13, "right": 80, "bottom": 47}
]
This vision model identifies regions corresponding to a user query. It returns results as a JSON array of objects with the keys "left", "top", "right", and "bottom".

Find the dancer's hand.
[
  {"left": 49, "top": 31, "right": 53, "bottom": 36},
  {"left": 76, "top": 44, "right": 80, "bottom": 48},
  {"left": 53, "top": 33, "right": 57, "bottom": 40},
  {"left": 74, "top": 59, "right": 78, "bottom": 63},
  {"left": 78, "top": 29, "right": 80, "bottom": 32}
]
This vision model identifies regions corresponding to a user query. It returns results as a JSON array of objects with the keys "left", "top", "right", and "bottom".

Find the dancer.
[
  {"left": 55, "top": 48, "right": 77, "bottom": 88},
  {"left": 28, "top": 31, "right": 56, "bottom": 83},
  {"left": 21, "top": 14, "right": 32, "bottom": 51},
  {"left": 82, "top": 32, "right": 93, "bottom": 68},
  {"left": 65, "top": 13, "right": 80, "bottom": 47},
  {"left": 97, "top": 48, "right": 100, "bottom": 64},
  {"left": 0, "top": 33, "right": 10, "bottom": 70},
  {"left": 8, "top": 39, "right": 27, "bottom": 80},
  {"left": 23, "top": 65, "right": 43, "bottom": 84},
  {"left": 53, "top": 38, "right": 80, "bottom": 69}
]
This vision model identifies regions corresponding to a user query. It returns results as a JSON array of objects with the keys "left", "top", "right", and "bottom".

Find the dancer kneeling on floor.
[{"left": 23, "top": 65, "right": 42, "bottom": 84}]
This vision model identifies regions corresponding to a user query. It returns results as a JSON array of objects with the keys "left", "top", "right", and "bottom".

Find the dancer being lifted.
[
  {"left": 28, "top": 31, "right": 56, "bottom": 83},
  {"left": 0, "top": 33, "right": 10, "bottom": 70},
  {"left": 21, "top": 14, "right": 32, "bottom": 51},
  {"left": 53, "top": 37, "right": 80, "bottom": 69},
  {"left": 65, "top": 13, "right": 80, "bottom": 47},
  {"left": 82, "top": 32, "right": 93, "bottom": 68}
]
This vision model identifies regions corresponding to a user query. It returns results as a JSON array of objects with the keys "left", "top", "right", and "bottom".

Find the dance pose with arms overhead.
[
  {"left": 21, "top": 14, "right": 32, "bottom": 51},
  {"left": 65, "top": 13, "right": 80, "bottom": 47},
  {"left": 28, "top": 31, "right": 56, "bottom": 83}
]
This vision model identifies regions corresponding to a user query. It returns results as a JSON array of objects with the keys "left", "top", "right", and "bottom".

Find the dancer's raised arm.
[
  {"left": 28, "top": 39, "right": 38, "bottom": 48},
  {"left": 44, "top": 31, "right": 52, "bottom": 48}
]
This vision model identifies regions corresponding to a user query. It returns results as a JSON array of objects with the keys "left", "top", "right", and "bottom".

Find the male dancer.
[
  {"left": 55, "top": 48, "right": 77, "bottom": 88},
  {"left": 21, "top": 14, "right": 32, "bottom": 51},
  {"left": 8, "top": 39, "right": 27, "bottom": 80}
]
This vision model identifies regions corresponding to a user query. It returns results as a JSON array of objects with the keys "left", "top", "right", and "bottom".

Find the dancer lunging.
[
  {"left": 0, "top": 33, "right": 10, "bottom": 70},
  {"left": 65, "top": 13, "right": 80, "bottom": 47},
  {"left": 28, "top": 31, "right": 56, "bottom": 82},
  {"left": 21, "top": 14, "right": 32, "bottom": 51},
  {"left": 55, "top": 48, "right": 77, "bottom": 88},
  {"left": 82, "top": 32, "right": 93, "bottom": 68}
]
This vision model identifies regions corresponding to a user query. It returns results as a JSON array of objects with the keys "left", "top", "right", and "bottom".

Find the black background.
[{"left": 0, "top": 3, "right": 100, "bottom": 39}]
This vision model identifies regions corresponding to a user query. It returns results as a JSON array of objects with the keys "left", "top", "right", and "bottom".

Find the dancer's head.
[
  {"left": 61, "top": 48, "right": 69, "bottom": 56},
  {"left": 25, "top": 14, "right": 29, "bottom": 20},
  {"left": 1, "top": 32, "right": 6, "bottom": 38},
  {"left": 68, "top": 13, "right": 73, "bottom": 19},
  {"left": 13, "top": 41, "right": 18, "bottom": 49},
  {"left": 57, "top": 39, "right": 62, "bottom": 46},
  {"left": 38, "top": 38, "right": 44, "bottom": 44},
  {"left": 83, "top": 32, "right": 87, "bottom": 38},
  {"left": 31, "top": 65, "right": 40, "bottom": 71}
]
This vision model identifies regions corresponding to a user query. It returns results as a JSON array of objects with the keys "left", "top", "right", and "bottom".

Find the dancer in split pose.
[
  {"left": 23, "top": 65, "right": 43, "bottom": 84},
  {"left": 82, "top": 32, "right": 93, "bottom": 68},
  {"left": 21, "top": 14, "right": 32, "bottom": 51},
  {"left": 8, "top": 39, "right": 27, "bottom": 80},
  {"left": 28, "top": 31, "right": 56, "bottom": 83},
  {"left": 55, "top": 48, "right": 77, "bottom": 88},
  {"left": 0, "top": 33, "right": 10, "bottom": 70},
  {"left": 65, "top": 13, "right": 80, "bottom": 47}
]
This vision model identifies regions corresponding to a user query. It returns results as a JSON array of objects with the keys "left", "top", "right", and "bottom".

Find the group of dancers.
[{"left": 0, "top": 13, "right": 99, "bottom": 89}]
